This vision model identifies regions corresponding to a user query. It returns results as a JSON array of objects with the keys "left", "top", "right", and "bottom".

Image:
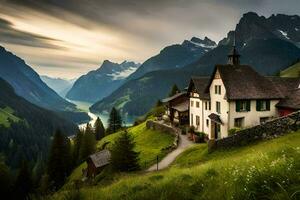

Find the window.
[
  {"left": 206, "top": 119, "right": 209, "bottom": 127},
  {"left": 196, "top": 101, "right": 200, "bottom": 108},
  {"left": 236, "top": 100, "right": 250, "bottom": 112},
  {"left": 216, "top": 124, "right": 221, "bottom": 139},
  {"left": 256, "top": 100, "right": 270, "bottom": 111},
  {"left": 196, "top": 116, "right": 200, "bottom": 126},
  {"left": 260, "top": 117, "right": 269, "bottom": 124},
  {"left": 209, "top": 101, "right": 211, "bottom": 110},
  {"left": 216, "top": 101, "right": 221, "bottom": 114},
  {"left": 190, "top": 101, "right": 194, "bottom": 107},
  {"left": 191, "top": 114, "right": 193, "bottom": 125},
  {"left": 234, "top": 117, "right": 244, "bottom": 128},
  {"left": 205, "top": 101, "right": 207, "bottom": 110},
  {"left": 205, "top": 101, "right": 211, "bottom": 110},
  {"left": 215, "top": 85, "right": 221, "bottom": 94}
]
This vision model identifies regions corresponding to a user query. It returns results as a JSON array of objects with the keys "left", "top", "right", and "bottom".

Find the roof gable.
[
  {"left": 206, "top": 64, "right": 284, "bottom": 100},
  {"left": 187, "top": 76, "right": 210, "bottom": 99}
]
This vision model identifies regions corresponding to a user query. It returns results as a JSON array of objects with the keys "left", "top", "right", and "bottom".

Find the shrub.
[
  {"left": 188, "top": 126, "right": 195, "bottom": 134},
  {"left": 194, "top": 132, "right": 206, "bottom": 143},
  {"left": 228, "top": 127, "right": 242, "bottom": 136}
]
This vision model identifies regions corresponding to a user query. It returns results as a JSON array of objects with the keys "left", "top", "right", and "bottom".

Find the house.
[
  {"left": 86, "top": 149, "right": 111, "bottom": 177},
  {"left": 162, "top": 91, "right": 189, "bottom": 125},
  {"left": 187, "top": 43, "right": 300, "bottom": 139}
]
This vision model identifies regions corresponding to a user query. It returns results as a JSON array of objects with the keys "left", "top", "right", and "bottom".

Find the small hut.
[{"left": 86, "top": 149, "right": 111, "bottom": 177}]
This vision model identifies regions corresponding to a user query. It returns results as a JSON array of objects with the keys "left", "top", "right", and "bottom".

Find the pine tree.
[
  {"left": 32, "top": 153, "right": 46, "bottom": 186},
  {"left": 14, "top": 160, "right": 33, "bottom": 200},
  {"left": 79, "top": 123, "right": 96, "bottom": 162},
  {"left": 107, "top": 107, "right": 122, "bottom": 134},
  {"left": 0, "top": 158, "right": 12, "bottom": 197},
  {"left": 94, "top": 117, "right": 105, "bottom": 141},
  {"left": 47, "top": 129, "right": 72, "bottom": 190},
  {"left": 169, "top": 84, "right": 180, "bottom": 97},
  {"left": 73, "top": 129, "right": 84, "bottom": 165},
  {"left": 110, "top": 130, "right": 140, "bottom": 171}
]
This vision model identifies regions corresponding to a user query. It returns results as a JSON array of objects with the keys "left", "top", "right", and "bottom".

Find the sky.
[{"left": 0, "top": 0, "right": 299, "bottom": 79}]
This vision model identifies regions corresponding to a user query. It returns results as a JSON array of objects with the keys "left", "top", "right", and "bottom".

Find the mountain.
[
  {"left": 0, "top": 46, "right": 89, "bottom": 123},
  {"left": 41, "top": 75, "right": 76, "bottom": 97},
  {"left": 127, "top": 37, "right": 216, "bottom": 80},
  {"left": 66, "top": 60, "right": 140, "bottom": 102},
  {"left": 0, "top": 78, "right": 78, "bottom": 168},
  {"left": 90, "top": 12, "right": 300, "bottom": 117}
]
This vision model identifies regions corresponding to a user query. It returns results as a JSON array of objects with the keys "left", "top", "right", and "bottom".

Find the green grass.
[
  {"left": 60, "top": 121, "right": 175, "bottom": 191},
  {"left": 98, "top": 121, "right": 175, "bottom": 168},
  {"left": 55, "top": 130, "right": 300, "bottom": 200},
  {"left": 0, "top": 106, "right": 20, "bottom": 127},
  {"left": 280, "top": 61, "right": 300, "bottom": 77}
]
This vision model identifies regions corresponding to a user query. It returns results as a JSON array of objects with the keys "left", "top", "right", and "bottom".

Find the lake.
[{"left": 68, "top": 99, "right": 134, "bottom": 129}]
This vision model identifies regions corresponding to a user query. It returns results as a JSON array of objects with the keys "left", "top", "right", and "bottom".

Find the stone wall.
[
  {"left": 209, "top": 111, "right": 300, "bottom": 152},
  {"left": 146, "top": 120, "right": 179, "bottom": 150}
]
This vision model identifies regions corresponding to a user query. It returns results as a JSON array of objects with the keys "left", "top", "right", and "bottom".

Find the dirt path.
[{"left": 147, "top": 132, "right": 193, "bottom": 171}]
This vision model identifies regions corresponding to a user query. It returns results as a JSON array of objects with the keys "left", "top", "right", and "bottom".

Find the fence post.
[{"left": 156, "top": 156, "right": 158, "bottom": 171}]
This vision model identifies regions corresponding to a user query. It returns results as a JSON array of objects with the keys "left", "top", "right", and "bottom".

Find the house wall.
[
  {"left": 228, "top": 100, "right": 280, "bottom": 130},
  {"left": 203, "top": 100, "right": 211, "bottom": 134},
  {"left": 209, "top": 71, "right": 229, "bottom": 138},
  {"left": 189, "top": 95, "right": 203, "bottom": 131}
]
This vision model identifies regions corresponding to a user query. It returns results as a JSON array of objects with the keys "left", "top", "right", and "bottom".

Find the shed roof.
[
  {"left": 88, "top": 150, "right": 111, "bottom": 168},
  {"left": 208, "top": 113, "right": 223, "bottom": 124}
]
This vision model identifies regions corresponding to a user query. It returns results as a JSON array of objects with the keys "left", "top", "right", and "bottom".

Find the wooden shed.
[{"left": 86, "top": 149, "right": 111, "bottom": 177}]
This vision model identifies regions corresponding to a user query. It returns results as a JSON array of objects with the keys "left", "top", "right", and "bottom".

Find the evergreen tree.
[
  {"left": 94, "top": 117, "right": 105, "bottom": 141},
  {"left": 107, "top": 107, "right": 122, "bottom": 134},
  {"left": 0, "top": 158, "right": 12, "bottom": 197},
  {"left": 79, "top": 123, "right": 96, "bottom": 162},
  {"left": 32, "top": 153, "right": 46, "bottom": 186},
  {"left": 14, "top": 160, "right": 33, "bottom": 200},
  {"left": 156, "top": 100, "right": 163, "bottom": 107},
  {"left": 72, "top": 129, "right": 84, "bottom": 165},
  {"left": 47, "top": 129, "right": 72, "bottom": 190},
  {"left": 169, "top": 84, "right": 180, "bottom": 97},
  {"left": 110, "top": 130, "right": 140, "bottom": 172}
]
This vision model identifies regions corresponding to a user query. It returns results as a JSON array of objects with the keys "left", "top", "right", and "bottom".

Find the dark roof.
[
  {"left": 187, "top": 77, "right": 210, "bottom": 99},
  {"left": 88, "top": 150, "right": 111, "bottom": 168},
  {"left": 207, "top": 64, "right": 284, "bottom": 100},
  {"left": 208, "top": 113, "right": 223, "bottom": 124},
  {"left": 172, "top": 100, "right": 189, "bottom": 112},
  {"left": 267, "top": 77, "right": 300, "bottom": 97},
  {"left": 162, "top": 92, "right": 187, "bottom": 103},
  {"left": 276, "top": 88, "right": 300, "bottom": 109}
]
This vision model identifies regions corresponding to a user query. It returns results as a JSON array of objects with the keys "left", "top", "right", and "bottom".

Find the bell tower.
[{"left": 227, "top": 32, "right": 240, "bottom": 65}]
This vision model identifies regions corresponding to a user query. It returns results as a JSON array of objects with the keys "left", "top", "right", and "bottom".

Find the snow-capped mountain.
[
  {"left": 127, "top": 36, "right": 216, "bottom": 80},
  {"left": 66, "top": 60, "right": 140, "bottom": 102}
]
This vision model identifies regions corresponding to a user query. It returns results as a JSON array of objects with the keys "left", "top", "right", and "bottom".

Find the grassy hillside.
[
  {"left": 280, "top": 61, "right": 300, "bottom": 77},
  {"left": 61, "top": 121, "right": 175, "bottom": 189},
  {"left": 0, "top": 106, "right": 20, "bottom": 127},
  {"left": 55, "top": 130, "right": 300, "bottom": 200}
]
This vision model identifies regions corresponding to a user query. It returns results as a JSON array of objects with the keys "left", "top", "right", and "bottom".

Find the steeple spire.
[{"left": 228, "top": 31, "right": 240, "bottom": 65}]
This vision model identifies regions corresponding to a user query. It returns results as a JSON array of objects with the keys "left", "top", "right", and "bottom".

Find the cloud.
[{"left": 0, "top": 17, "right": 65, "bottom": 49}]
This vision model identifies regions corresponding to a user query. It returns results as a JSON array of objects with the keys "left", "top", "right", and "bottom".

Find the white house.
[{"left": 187, "top": 44, "right": 300, "bottom": 139}]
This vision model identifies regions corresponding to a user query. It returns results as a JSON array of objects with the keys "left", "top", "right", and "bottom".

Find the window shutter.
[
  {"left": 256, "top": 100, "right": 261, "bottom": 111},
  {"left": 246, "top": 100, "right": 251, "bottom": 111},
  {"left": 236, "top": 100, "right": 240, "bottom": 112},
  {"left": 266, "top": 100, "right": 270, "bottom": 111}
]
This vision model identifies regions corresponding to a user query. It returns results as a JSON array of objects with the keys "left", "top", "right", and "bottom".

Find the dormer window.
[{"left": 215, "top": 85, "right": 221, "bottom": 95}]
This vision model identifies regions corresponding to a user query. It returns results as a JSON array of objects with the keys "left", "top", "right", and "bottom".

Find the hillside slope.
[
  {"left": 0, "top": 78, "right": 78, "bottom": 168},
  {"left": 280, "top": 60, "right": 300, "bottom": 77},
  {"left": 41, "top": 76, "right": 75, "bottom": 97},
  {"left": 55, "top": 130, "right": 300, "bottom": 200},
  {"left": 67, "top": 60, "right": 140, "bottom": 102},
  {"left": 0, "top": 46, "right": 90, "bottom": 123}
]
